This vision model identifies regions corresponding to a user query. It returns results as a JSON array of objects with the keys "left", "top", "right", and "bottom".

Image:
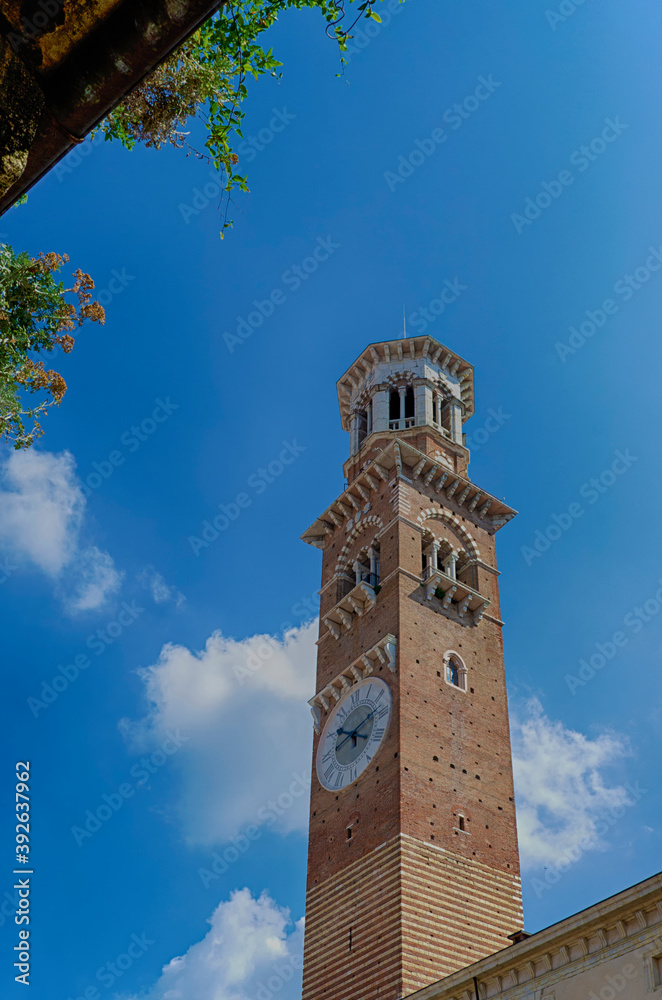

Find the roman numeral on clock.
[{"left": 315, "top": 677, "right": 392, "bottom": 790}]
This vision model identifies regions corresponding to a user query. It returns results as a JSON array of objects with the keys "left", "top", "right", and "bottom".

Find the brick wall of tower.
[
  {"left": 301, "top": 834, "right": 522, "bottom": 1000},
  {"left": 302, "top": 837, "right": 404, "bottom": 1000},
  {"left": 344, "top": 428, "right": 469, "bottom": 484},
  {"left": 302, "top": 456, "right": 522, "bottom": 1000},
  {"left": 398, "top": 835, "right": 522, "bottom": 995},
  {"left": 307, "top": 475, "right": 402, "bottom": 893}
]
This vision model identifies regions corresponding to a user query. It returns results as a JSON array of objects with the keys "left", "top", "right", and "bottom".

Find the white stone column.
[
  {"left": 369, "top": 547, "right": 377, "bottom": 578},
  {"left": 422, "top": 384, "right": 435, "bottom": 428},
  {"left": 451, "top": 400, "right": 463, "bottom": 443},
  {"left": 353, "top": 560, "right": 361, "bottom": 585},
  {"left": 446, "top": 552, "right": 458, "bottom": 579},
  {"left": 414, "top": 383, "right": 426, "bottom": 427},
  {"left": 349, "top": 413, "right": 358, "bottom": 454},
  {"left": 435, "top": 393, "right": 443, "bottom": 428},
  {"left": 398, "top": 387, "right": 406, "bottom": 429},
  {"left": 372, "top": 389, "right": 389, "bottom": 432}
]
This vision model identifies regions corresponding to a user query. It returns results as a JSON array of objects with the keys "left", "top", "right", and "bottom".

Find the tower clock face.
[{"left": 316, "top": 677, "right": 392, "bottom": 791}]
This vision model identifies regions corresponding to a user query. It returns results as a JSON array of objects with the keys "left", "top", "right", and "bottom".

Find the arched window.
[
  {"left": 404, "top": 386, "right": 415, "bottom": 421},
  {"left": 421, "top": 536, "right": 457, "bottom": 581},
  {"left": 443, "top": 651, "right": 467, "bottom": 691},
  {"left": 389, "top": 386, "right": 416, "bottom": 430},
  {"left": 357, "top": 409, "right": 368, "bottom": 448},
  {"left": 447, "top": 657, "right": 460, "bottom": 687},
  {"left": 354, "top": 544, "right": 380, "bottom": 589}
]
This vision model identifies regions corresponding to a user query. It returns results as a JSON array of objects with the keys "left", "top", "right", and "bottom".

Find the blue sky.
[{"left": 2, "top": 0, "right": 662, "bottom": 996}]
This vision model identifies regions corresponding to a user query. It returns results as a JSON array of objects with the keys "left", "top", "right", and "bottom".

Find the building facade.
[
  {"left": 301, "top": 337, "right": 524, "bottom": 1000},
  {"left": 410, "top": 870, "right": 662, "bottom": 1000}
]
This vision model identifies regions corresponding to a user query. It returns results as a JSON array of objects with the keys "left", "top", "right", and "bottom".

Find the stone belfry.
[{"left": 300, "top": 337, "right": 523, "bottom": 1000}]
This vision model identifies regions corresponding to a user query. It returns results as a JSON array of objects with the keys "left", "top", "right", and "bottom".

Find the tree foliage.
[
  {"left": 98, "top": 0, "right": 383, "bottom": 231},
  {"left": 0, "top": 1, "right": 382, "bottom": 450},
  {"left": 0, "top": 245, "right": 105, "bottom": 449}
]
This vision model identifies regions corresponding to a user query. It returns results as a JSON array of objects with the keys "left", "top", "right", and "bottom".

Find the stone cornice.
[
  {"left": 308, "top": 633, "right": 397, "bottom": 731},
  {"left": 336, "top": 336, "right": 475, "bottom": 429},
  {"left": 407, "top": 869, "right": 662, "bottom": 1000},
  {"left": 301, "top": 439, "right": 516, "bottom": 549}
]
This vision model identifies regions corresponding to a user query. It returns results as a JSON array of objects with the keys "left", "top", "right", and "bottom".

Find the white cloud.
[
  {"left": 125, "top": 615, "right": 633, "bottom": 874},
  {"left": 121, "top": 620, "right": 317, "bottom": 845},
  {"left": 126, "top": 888, "right": 303, "bottom": 1000},
  {"left": 139, "top": 565, "right": 185, "bottom": 608},
  {"left": 0, "top": 449, "right": 121, "bottom": 612},
  {"left": 512, "top": 698, "right": 631, "bottom": 870},
  {"left": 66, "top": 546, "right": 123, "bottom": 613},
  {"left": 0, "top": 448, "right": 82, "bottom": 574}
]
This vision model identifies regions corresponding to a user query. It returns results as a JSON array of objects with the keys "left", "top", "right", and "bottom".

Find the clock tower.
[{"left": 300, "top": 337, "right": 523, "bottom": 1000}]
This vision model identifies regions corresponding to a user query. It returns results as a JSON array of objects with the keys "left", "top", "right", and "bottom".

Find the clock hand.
[
  {"left": 336, "top": 710, "right": 377, "bottom": 750},
  {"left": 354, "top": 708, "right": 378, "bottom": 733}
]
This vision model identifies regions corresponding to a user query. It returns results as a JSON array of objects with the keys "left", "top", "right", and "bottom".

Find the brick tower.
[{"left": 300, "top": 337, "right": 523, "bottom": 1000}]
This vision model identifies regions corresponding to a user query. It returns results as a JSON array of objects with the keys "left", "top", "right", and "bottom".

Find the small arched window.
[
  {"left": 447, "top": 658, "right": 460, "bottom": 687},
  {"left": 389, "top": 386, "right": 416, "bottom": 429},
  {"left": 404, "top": 386, "right": 415, "bottom": 420},
  {"left": 443, "top": 651, "right": 467, "bottom": 691},
  {"left": 357, "top": 409, "right": 368, "bottom": 448},
  {"left": 354, "top": 543, "right": 380, "bottom": 589}
]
